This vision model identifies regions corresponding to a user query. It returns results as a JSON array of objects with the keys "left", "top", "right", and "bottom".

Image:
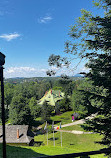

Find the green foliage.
[
  {"left": 52, "top": 86, "right": 62, "bottom": 91},
  {"left": 58, "top": 96, "right": 71, "bottom": 112},
  {"left": 47, "top": 0, "right": 111, "bottom": 153},
  {"left": 41, "top": 101, "right": 54, "bottom": 122},
  {"left": 5, "top": 78, "right": 67, "bottom": 124},
  {"left": 4, "top": 83, "right": 14, "bottom": 108},
  {"left": 9, "top": 94, "right": 33, "bottom": 125},
  {"left": 71, "top": 79, "right": 99, "bottom": 115},
  {"left": 74, "top": 2, "right": 111, "bottom": 150},
  {"left": 71, "top": 89, "right": 87, "bottom": 114},
  {"left": 28, "top": 97, "right": 41, "bottom": 118}
]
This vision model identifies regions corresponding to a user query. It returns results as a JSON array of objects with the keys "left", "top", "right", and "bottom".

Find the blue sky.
[{"left": 0, "top": 0, "right": 103, "bottom": 78}]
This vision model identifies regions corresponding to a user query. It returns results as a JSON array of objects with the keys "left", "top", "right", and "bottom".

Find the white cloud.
[
  {"left": 4, "top": 65, "right": 89, "bottom": 79},
  {"left": 51, "top": 66, "right": 59, "bottom": 71},
  {"left": 6, "top": 67, "right": 36, "bottom": 74},
  {"left": 79, "top": 66, "right": 90, "bottom": 73},
  {"left": 4, "top": 67, "right": 48, "bottom": 78},
  {"left": 0, "top": 33, "right": 21, "bottom": 41},
  {"left": 38, "top": 15, "right": 53, "bottom": 23}
]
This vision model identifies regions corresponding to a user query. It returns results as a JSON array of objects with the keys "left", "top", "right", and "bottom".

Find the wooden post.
[{"left": 1, "top": 66, "right": 6, "bottom": 158}]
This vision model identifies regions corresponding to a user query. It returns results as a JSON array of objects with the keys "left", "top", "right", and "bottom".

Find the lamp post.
[{"left": 0, "top": 52, "right": 6, "bottom": 158}]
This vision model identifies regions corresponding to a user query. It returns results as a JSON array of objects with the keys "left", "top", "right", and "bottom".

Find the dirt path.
[
  {"left": 61, "top": 119, "right": 85, "bottom": 128},
  {"left": 37, "top": 114, "right": 96, "bottom": 135},
  {"left": 54, "top": 114, "right": 96, "bottom": 131},
  {"left": 55, "top": 129, "right": 93, "bottom": 134},
  {"left": 54, "top": 119, "right": 85, "bottom": 130}
]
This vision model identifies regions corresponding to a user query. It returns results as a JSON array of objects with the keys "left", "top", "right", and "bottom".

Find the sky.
[{"left": 0, "top": 0, "right": 103, "bottom": 78}]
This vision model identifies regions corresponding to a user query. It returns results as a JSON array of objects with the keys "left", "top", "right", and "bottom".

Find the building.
[
  {"left": 0, "top": 125, "right": 34, "bottom": 146},
  {"left": 38, "top": 89, "right": 64, "bottom": 106}
]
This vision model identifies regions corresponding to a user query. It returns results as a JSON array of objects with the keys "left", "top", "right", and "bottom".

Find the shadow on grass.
[
  {"left": 32, "top": 120, "right": 43, "bottom": 127},
  {"left": 34, "top": 141, "right": 44, "bottom": 147},
  {"left": 52, "top": 120, "right": 61, "bottom": 124},
  {"left": 0, "top": 144, "right": 46, "bottom": 158},
  {"left": 80, "top": 124, "right": 88, "bottom": 131},
  {"left": 70, "top": 143, "right": 75, "bottom": 145},
  {"left": 49, "top": 137, "right": 59, "bottom": 141}
]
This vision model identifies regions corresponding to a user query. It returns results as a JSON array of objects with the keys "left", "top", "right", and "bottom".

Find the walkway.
[
  {"left": 54, "top": 113, "right": 96, "bottom": 129},
  {"left": 55, "top": 129, "right": 92, "bottom": 134},
  {"left": 54, "top": 114, "right": 96, "bottom": 134}
]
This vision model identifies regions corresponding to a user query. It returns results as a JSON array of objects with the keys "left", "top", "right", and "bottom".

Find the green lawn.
[
  {"left": 51, "top": 111, "right": 74, "bottom": 125},
  {"left": 1, "top": 145, "right": 105, "bottom": 158},
  {"left": 1, "top": 111, "right": 107, "bottom": 157},
  {"left": 61, "top": 124, "right": 86, "bottom": 131},
  {"left": 35, "top": 111, "right": 74, "bottom": 127},
  {"left": 0, "top": 128, "right": 107, "bottom": 158},
  {"left": 35, "top": 131, "right": 104, "bottom": 151},
  {"left": 0, "top": 131, "right": 106, "bottom": 158}
]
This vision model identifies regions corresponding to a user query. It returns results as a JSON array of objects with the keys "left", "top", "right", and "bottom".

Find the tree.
[
  {"left": 71, "top": 80, "right": 98, "bottom": 116},
  {"left": 4, "top": 83, "right": 14, "bottom": 109},
  {"left": 41, "top": 101, "right": 53, "bottom": 122},
  {"left": 58, "top": 76, "right": 75, "bottom": 96},
  {"left": 4, "top": 83, "right": 15, "bottom": 121},
  {"left": 58, "top": 96, "right": 71, "bottom": 112},
  {"left": 28, "top": 97, "right": 41, "bottom": 118},
  {"left": 9, "top": 94, "right": 33, "bottom": 125},
  {"left": 71, "top": 90, "right": 86, "bottom": 112},
  {"left": 47, "top": 0, "right": 111, "bottom": 153}
]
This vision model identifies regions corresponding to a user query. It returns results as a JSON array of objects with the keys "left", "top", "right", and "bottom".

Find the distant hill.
[
  {"left": 73, "top": 74, "right": 83, "bottom": 77},
  {"left": 5, "top": 75, "right": 84, "bottom": 84}
]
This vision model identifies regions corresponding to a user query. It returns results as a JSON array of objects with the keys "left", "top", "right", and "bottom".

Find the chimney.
[{"left": 17, "top": 128, "right": 19, "bottom": 139}]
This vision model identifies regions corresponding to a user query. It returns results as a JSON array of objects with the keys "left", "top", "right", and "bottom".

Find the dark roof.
[{"left": 0, "top": 125, "right": 34, "bottom": 144}]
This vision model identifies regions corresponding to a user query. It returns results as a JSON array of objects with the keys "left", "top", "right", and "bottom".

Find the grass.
[
  {"left": 34, "top": 131, "right": 106, "bottom": 157},
  {"left": 35, "top": 131, "right": 104, "bottom": 151},
  {"left": 51, "top": 111, "right": 74, "bottom": 125},
  {"left": 35, "top": 110, "right": 74, "bottom": 127},
  {"left": 61, "top": 124, "right": 87, "bottom": 131},
  {"left": 0, "top": 132, "right": 106, "bottom": 158},
  {"left": 33, "top": 110, "right": 107, "bottom": 157},
  {"left": 1, "top": 111, "right": 107, "bottom": 157},
  {"left": 0, "top": 144, "right": 88, "bottom": 158}
]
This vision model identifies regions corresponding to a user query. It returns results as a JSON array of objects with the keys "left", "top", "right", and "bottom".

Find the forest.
[{"left": 1, "top": 76, "right": 92, "bottom": 125}]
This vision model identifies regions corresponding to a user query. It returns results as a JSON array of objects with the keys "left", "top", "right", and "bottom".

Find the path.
[
  {"left": 55, "top": 129, "right": 93, "bottom": 134},
  {"left": 54, "top": 113, "right": 96, "bottom": 129},
  {"left": 36, "top": 114, "right": 96, "bottom": 134},
  {"left": 54, "top": 114, "right": 96, "bottom": 134}
]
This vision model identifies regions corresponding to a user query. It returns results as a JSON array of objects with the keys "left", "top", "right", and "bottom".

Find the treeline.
[
  {"left": 3, "top": 79, "right": 53, "bottom": 125},
  {"left": 0, "top": 77, "right": 98, "bottom": 126}
]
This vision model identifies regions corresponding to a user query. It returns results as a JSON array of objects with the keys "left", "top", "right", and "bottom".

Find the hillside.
[{"left": 4, "top": 76, "right": 83, "bottom": 84}]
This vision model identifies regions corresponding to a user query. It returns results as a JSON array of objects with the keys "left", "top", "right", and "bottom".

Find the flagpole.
[
  {"left": 44, "top": 121, "right": 48, "bottom": 146},
  {"left": 47, "top": 129, "right": 48, "bottom": 146},
  {"left": 61, "top": 131, "right": 62, "bottom": 147},
  {"left": 53, "top": 129, "right": 55, "bottom": 146},
  {"left": 52, "top": 121, "right": 55, "bottom": 147},
  {"left": 59, "top": 122, "right": 62, "bottom": 147}
]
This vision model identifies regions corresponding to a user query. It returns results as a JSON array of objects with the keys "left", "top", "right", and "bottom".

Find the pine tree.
[
  {"left": 9, "top": 94, "right": 33, "bottom": 125},
  {"left": 48, "top": 0, "right": 111, "bottom": 153}
]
